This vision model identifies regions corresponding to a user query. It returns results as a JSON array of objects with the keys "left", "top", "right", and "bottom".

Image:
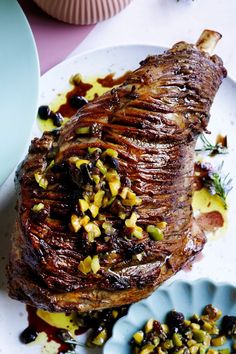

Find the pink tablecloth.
[{"left": 18, "top": 0, "right": 95, "bottom": 74}]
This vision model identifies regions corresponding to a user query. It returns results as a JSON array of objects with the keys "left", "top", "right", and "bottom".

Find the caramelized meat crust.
[{"left": 7, "top": 41, "right": 226, "bottom": 312}]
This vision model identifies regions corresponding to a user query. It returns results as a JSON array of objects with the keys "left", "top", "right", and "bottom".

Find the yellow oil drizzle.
[
  {"left": 37, "top": 75, "right": 112, "bottom": 132},
  {"left": 31, "top": 332, "right": 60, "bottom": 354},
  {"left": 192, "top": 187, "right": 228, "bottom": 240},
  {"left": 37, "top": 309, "right": 79, "bottom": 335}
]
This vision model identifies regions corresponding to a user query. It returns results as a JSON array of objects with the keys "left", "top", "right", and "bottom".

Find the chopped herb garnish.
[{"left": 195, "top": 134, "right": 228, "bottom": 156}]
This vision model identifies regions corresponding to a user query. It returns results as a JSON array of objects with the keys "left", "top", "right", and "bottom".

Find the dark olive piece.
[
  {"left": 221, "top": 315, "right": 236, "bottom": 336},
  {"left": 52, "top": 112, "right": 64, "bottom": 127},
  {"left": 38, "top": 105, "right": 51, "bottom": 120},
  {"left": 20, "top": 326, "right": 38, "bottom": 344},
  {"left": 167, "top": 310, "right": 185, "bottom": 329},
  {"left": 105, "top": 156, "right": 119, "bottom": 170},
  {"left": 69, "top": 95, "right": 88, "bottom": 109}
]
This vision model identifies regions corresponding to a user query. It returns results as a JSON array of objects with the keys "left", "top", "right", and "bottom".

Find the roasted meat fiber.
[{"left": 8, "top": 32, "right": 226, "bottom": 312}]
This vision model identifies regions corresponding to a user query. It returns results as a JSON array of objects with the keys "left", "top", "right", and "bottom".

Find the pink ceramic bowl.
[{"left": 33, "top": 0, "right": 133, "bottom": 25}]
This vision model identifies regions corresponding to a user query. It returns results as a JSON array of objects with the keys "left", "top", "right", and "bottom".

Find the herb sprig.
[
  {"left": 195, "top": 134, "right": 228, "bottom": 156},
  {"left": 204, "top": 162, "right": 232, "bottom": 209}
]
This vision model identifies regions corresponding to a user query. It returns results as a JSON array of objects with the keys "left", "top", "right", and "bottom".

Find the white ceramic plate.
[{"left": 0, "top": 45, "right": 236, "bottom": 354}]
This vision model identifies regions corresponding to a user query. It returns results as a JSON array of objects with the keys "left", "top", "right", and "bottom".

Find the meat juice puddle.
[{"left": 27, "top": 72, "right": 227, "bottom": 352}]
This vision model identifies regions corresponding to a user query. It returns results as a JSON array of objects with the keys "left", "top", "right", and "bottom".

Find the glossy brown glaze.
[
  {"left": 8, "top": 40, "right": 226, "bottom": 312},
  {"left": 97, "top": 71, "right": 131, "bottom": 88},
  {"left": 57, "top": 79, "right": 92, "bottom": 117}
]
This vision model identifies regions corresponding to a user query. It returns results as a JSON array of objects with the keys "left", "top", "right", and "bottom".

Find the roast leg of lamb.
[{"left": 7, "top": 30, "right": 226, "bottom": 312}]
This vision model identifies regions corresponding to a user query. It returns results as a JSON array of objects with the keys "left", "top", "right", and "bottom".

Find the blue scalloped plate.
[{"left": 104, "top": 279, "right": 236, "bottom": 354}]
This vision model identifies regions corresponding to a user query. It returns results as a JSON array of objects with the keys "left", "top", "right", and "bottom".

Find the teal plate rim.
[
  {"left": 0, "top": 0, "right": 39, "bottom": 185},
  {"left": 103, "top": 279, "right": 236, "bottom": 354}
]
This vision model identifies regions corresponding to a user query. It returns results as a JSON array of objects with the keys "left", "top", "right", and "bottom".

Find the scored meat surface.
[{"left": 7, "top": 35, "right": 226, "bottom": 312}]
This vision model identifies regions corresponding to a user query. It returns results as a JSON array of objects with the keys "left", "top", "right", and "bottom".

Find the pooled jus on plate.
[{"left": 8, "top": 30, "right": 226, "bottom": 312}]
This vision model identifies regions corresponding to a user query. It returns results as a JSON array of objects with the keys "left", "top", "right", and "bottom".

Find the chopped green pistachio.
[
  {"left": 202, "top": 321, "right": 219, "bottom": 335},
  {"left": 133, "top": 331, "right": 144, "bottom": 345},
  {"left": 112, "top": 310, "right": 118, "bottom": 319},
  {"left": 98, "top": 214, "right": 106, "bottom": 221},
  {"left": 135, "top": 197, "right": 142, "bottom": 206},
  {"left": 69, "top": 156, "right": 79, "bottom": 163},
  {"left": 187, "top": 340, "right": 197, "bottom": 347},
  {"left": 79, "top": 199, "right": 89, "bottom": 212},
  {"left": 157, "top": 348, "right": 166, "bottom": 354},
  {"left": 118, "top": 212, "right": 126, "bottom": 220},
  {"left": 84, "top": 222, "right": 101, "bottom": 238},
  {"left": 191, "top": 314, "right": 200, "bottom": 322},
  {"left": 92, "top": 174, "right": 100, "bottom": 184},
  {"left": 218, "top": 349, "right": 230, "bottom": 354},
  {"left": 122, "top": 191, "right": 141, "bottom": 206},
  {"left": 125, "top": 212, "right": 138, "bottom": 228},
  {"left": 109, "top": 179, "right": 121, "bottom": 197},
  {"left": 146, "top": 225, "right": 164, "bottom": 241},
  {"left": 102, "top": 148, "right": 118, "bottom": 158},
  {"left": 145, "top": 319, "right": 154, "bottom": 334},
  {"left": 157, "top": 221, "right": 167, "bottom": 229},
  {"left": 91, "top": 255, "right": 100, "bottom": 274},
  {"left": 88, "top": 147, "right": 102, "bottom": 154},
  {"left": 191, "top": 323, "right": 201, "bottom": 330},
  {"left": 140, "top": 344, "right": 155, "bottom": 354},
  {"left": 122, "top": 190, "right": 137, "bottom": 206},
  {"left": 31, "top": 203, "right": 44, "bottom": 213},
  {"left": 89, "top": 204, "right": 99, "bottom": 218},
  {"left": 96, "top": 159, "right": 107, "bottom": 175},
  {"left": 184, "top": 320, "right": 192, "bottom": 327},
  {"left": 91, "top": 329, "right": 107, "bottom": 346},
  {"left": 120, "top": 187, "right": 129, "bottom": 199},
  {"left": 189, "top": 346, "right": 199, "bottom": 354},
  {"left": 131, "top": 226, "right": 143, "bottom": 239},
  {"left": 198, "top": 345, "right": 208, "bottom": 354},
  {"left": 162, "top": 339, "right": 174, "bottom": 350},
  {"left": 75, "top": 159, "right": 90, "bottom": 169},
  {"left": 127, "top": 190, "right": 136, "bottom": 200},
  {"left": 94, "top": 190, "right": 105, "bottom": 207},
  {"left": 78, "top": 256, "right": 92, "bottom": 274},
  {"left": 122, "top": 199, "right": 136, "bottom": 207},
  {"left": 105, "top": 169, "right": 118, "bottom": 182},
  {"left": 193, "top": 329, "right": 209, "bottom": 344},
  {"left": 153, "top": 337, "right": 160, "bottom": 346},
  {"left": 71, "top": 214, "right": 81, "bottom": 233},
  {"left": 80, "top": 215, "right": 90, "bottom": 227},
  {"left": 34, "top": 172, "right": 48, "bottom": 190},
  {"left": 172, "top": 333, "right": 183, "bottom": 347},
  {"left": 211, "top": 336, "right": 226, "bottom": 347},
  {"left": 161, "top": 324, "right": 169, "bottom": 334},
  {"left": 75, "top": 126, "right": 90, "bottom": 134},
  {"left": 102, "top": 222, "right": 116, "bottom": 235}
]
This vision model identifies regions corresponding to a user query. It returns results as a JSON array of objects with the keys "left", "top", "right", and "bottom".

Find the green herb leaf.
[
  {"left": 195, "top": 134, "right": 228, "bottom": 156},
  {"left": 204, "top": 162, "right": 232, "bottom": 209}
]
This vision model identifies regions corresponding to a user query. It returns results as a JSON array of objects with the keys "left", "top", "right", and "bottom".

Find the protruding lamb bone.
[{"left": 196, "top": 29, "right": 222, "bottom": 55}]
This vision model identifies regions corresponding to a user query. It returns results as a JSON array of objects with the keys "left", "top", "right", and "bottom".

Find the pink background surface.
[{"left": 18, "top": 0, "right": 95, "bottom": 74}]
